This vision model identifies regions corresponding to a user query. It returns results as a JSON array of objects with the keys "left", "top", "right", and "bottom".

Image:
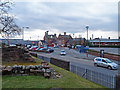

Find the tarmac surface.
[{"left": 31, "top": 47, "right": 119, "bottom": 76}]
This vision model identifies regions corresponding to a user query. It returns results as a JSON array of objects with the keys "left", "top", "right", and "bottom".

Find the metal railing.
[
  {"left": 35, "top": 53, "right": 116, "bottom": 88},
  {"left": 70, "top": 64, "right": 116, "bottom": 88}
]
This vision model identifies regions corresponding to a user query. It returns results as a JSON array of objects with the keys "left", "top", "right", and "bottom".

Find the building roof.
[
  {"left": 89, "top": 39, "right": 120, "bottom": 43},
  {"left": 1, "top": 39, "right": 24, "bottom": 45},
  {"left": 58, "top": 35, "right": 72, "bottom": 39},
  {"left": 74, "top": 38, "right": 83, "bottom": 41},
  {"left": 1, "top": 39, "right": 44, "bottom": 45},
  {"left": 48, "top": 34, "right": 56, "bottom": 39}
]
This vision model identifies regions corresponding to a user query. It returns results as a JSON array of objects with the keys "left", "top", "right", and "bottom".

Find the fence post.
[
  {"left": 86, "top": 69, "right": 88, "bottom": 79},
  {"left": 115, "top": 74, "right": 120, "bottom": 89}
]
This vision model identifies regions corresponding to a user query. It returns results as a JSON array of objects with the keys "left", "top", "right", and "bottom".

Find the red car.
[{"left": 29, "top": 46, "right": 38, "bottom": 51}]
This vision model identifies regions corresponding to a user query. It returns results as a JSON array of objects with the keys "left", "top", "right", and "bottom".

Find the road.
[{"left": 32, "top": 47, "right": 119, "bottom": 76}]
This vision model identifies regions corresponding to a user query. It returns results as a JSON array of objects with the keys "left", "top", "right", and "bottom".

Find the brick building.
[
  {"left": 74, "top": 38, "right": 85, "bottom": 45},
  {"left": 57, "top": 32, "right": 73, "bottom": 46},
  {"left": 44, "top": 32, "right": 57, "bottom": 46},
  {"left": 43, "top": 32, "right": 85, "bottom": 47}
]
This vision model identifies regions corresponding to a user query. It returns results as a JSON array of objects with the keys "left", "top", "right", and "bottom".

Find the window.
[
  {"left": 102, "top": 59, "right": 107, "bottom": 63},
  {"left": 96, "top": 59, "right": 101, "bottom": 61}
]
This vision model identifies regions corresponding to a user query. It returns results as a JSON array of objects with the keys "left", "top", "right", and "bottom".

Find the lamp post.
[
  {"left": 46, "top": 31, "right": 49, "bottom": 47},
  {"left": 73, "top": 34, "right": 74, "bottom": 49},
  {"left": 99, "top": 39, "right": 101, "bottom": 48},
  {"left": 86, "top": 25, "right": 89, "bottom": 57},
  {"left": 22, "top": 26, "right": 29, "bottom": 40},
  {"left": 22, "top": 26, "right": 29, "bottom": 46},
  {"left": 7, "top": 34, "right": 9, "bottom": 46}
]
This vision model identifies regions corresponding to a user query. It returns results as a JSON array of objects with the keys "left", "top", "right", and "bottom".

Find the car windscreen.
[{"left": 105, "top": 59, "right": 112, "bottom": 63}]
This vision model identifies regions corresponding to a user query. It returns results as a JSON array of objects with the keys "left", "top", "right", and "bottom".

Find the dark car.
[{"left": 47, "top": 49, "right": 54, "bottom": 53}]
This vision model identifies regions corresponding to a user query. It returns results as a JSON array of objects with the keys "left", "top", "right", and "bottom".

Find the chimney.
[
  {"left": 54, "top": 33, "right": 56, "bottom": 36},
  {"left": 108, "top": 37, "right": 110, "bottom": 39},
  {"left": 64, "top": 32, "right": 66, "bottom": 35},
  {"left": 90, "top": 37, "right": 91, "bottom": 40}
]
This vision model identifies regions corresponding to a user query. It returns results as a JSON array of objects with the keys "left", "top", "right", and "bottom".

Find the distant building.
[
  {"left": 24, "top": 40, "right": 39, "bottom": 46},
  {"left": 1, "top": 39, "right": 45, "bottom": 46},
  {"left": 89, "top": 38, "right": 120, "bottom": 46},
  {"left": 44, "top": 32, "right": 57, "bottom": 46},
  {"left": 57, "top": 32, "right": 73, "bottom": 46},
  {"left": 74, "top": 38, "right": 85, "bottom": 45},
  {"left": 1, "top": 39, "right": 24, "bottom": 45}
]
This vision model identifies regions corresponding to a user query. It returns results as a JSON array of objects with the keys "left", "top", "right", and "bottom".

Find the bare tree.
[{"left": 0, "top": 0, "right": 21, "bottom": 39}]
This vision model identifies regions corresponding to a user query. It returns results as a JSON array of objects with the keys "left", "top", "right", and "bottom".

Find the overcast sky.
[{"left": 10, "top": 0, "right": 118, "bottom": 40}]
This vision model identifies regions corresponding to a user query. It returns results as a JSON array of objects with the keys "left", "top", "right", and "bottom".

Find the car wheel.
[
  {"left": 94, "top": 63, "right": 98, "bottom": 67},
  {"left": 108, "top": 66, "right": 112, "bottom": 70}
]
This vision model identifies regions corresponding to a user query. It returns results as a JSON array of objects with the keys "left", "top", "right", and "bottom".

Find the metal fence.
[
  {"left": 37, "top": 55, "right": 50, "bottom": 63},
  {"left": 36, "top": 54, "right": 116, "bottom": 88},
  {"left": 70, "top": 63, "right": 116, "bottom": 88}
]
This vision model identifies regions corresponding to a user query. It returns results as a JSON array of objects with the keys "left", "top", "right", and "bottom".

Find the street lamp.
[
  {"left": 73, "top": 33, "right": 74, "bottom": 48},
  {"left": 22, "top": 26, "right": 29, "bottom": 40},
  {"left": 99, "top": 39, "right": 101, "bottom": 48},
  {"left": 86, "top": 25, "right": 89, "bottom": 57},
  {"left": 46, "top": 31, "right": 49, "bottom": 47}
]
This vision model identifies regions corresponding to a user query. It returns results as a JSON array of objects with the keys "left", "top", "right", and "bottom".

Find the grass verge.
[{"left": 2, "top": 57, "right": 106, "bottom": 88}]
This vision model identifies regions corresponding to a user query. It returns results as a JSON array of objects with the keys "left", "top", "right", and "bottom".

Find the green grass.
[{"left": 2, "top": 57, "right": 106, "bottom": 88}]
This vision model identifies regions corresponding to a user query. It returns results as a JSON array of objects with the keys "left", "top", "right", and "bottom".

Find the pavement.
[{"left": 31, "top": 47, "right": 119, "bottom": 76}]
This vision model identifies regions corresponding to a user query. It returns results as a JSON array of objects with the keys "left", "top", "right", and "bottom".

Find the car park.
[
  {"left": 93, "top": 57, "right": 118, "bottom": 70},
  {"left": 60, "top": 50, "right": 66, "bottom": 55}
]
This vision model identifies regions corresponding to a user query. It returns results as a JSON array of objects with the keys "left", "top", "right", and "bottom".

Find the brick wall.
[
  {"left": 50, "top": 58, "right": 70, "bottom": 71},
  {"left": 2, "top": 47, "right": 34, "bottom": 62}
]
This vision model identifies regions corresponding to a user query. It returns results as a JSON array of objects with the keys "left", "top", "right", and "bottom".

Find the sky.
[{"left": 8, "top": 0, "right": 118, "bottom": 40}]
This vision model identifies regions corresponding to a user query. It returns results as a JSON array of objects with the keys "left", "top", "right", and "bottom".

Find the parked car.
[
  {"left": 47, "top": 48, "right": 54, "bottom": 53},
  {"left": 36, "top": 46, "right": 43, "bottom": 50},
  {"left": 38, "top": 48, "right": 47, "bottom": 52},
  {"left": 29, "top": 46, "right": 38, "bottom": 51},
  {"left": 93, "top": 57, "right": 118, "bottom": 70},
  {"left": 26, "top": 45, "right": 31, "bottom": 49},
  {"left": 54, "top": 45, "right": 59, "bottom": 48},
  {"left": 9, "top": 44, "right": 16, "bottom": 47},
  {"left": 60, "top": 50, "right": 66, "bottom": 55},
  {"left": 37, "top": 47, "right": 54, "bottom": 53}
]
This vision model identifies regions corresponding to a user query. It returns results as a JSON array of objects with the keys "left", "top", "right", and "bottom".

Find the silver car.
[
  {"left": 60, "top": 50, "right": 66, "bottom": 55},
  {"left": 93, "top": 57, "right": 118, "bottom": 70}
]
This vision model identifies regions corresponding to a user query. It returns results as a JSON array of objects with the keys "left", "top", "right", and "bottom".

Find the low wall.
[
  {"left": 2, "top": 47, "right": 35, "bottom": 62},
  {"left": 50, "top": 58, "right": 70, "bottom": 71},
  {"left": 30, "top": 53, "right": 37, "bottom": 57},
  {"left": 89, "top": 50, "right": 120, "bottom": 61}
]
